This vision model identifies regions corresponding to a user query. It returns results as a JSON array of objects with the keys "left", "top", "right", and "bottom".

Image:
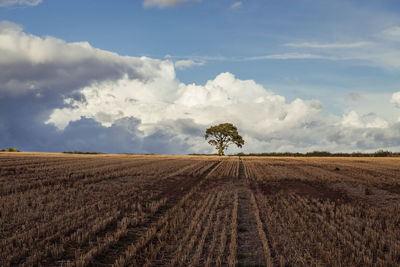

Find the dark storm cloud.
[
  {"left": 0, "top": 83, "right": 195, "bottom": 154},
  {"left": 141, "top": 130, "right": 193, "bottom": 155},
  {"left": 0, "top": 91, "right": 134, "bottom": 153},
  {"left": 0, "top": 21, "right": 169, "bottom": 97},
  {"left": 158, "top": 118, "right": 205, "bottom": 137}
]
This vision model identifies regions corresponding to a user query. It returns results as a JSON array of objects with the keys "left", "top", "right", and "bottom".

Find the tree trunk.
[{"left": 218, "top": 143, "right": 224, "bottom": 156}]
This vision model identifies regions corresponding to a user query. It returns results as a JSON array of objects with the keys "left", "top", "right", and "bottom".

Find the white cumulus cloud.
[
  {"left": 47, "top": 72, "right": 322, "bottom": 135},
  {"left": 341, "top": 110, "right": 389, "bottom": 129},
  {"left": 391, "top": 92, "right": 400, "bottom": 108}
]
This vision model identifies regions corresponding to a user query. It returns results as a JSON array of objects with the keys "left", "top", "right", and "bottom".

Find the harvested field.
[{"left": 0, "top": 153, "right": 400, "bottom": 266}]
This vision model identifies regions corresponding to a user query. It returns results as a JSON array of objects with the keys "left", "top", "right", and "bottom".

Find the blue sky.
[
  {"left": 1, "top": 0, "right": 400, "bottom": 153},
  {"left": 4, "top": 0, "right": 399, "bottom": 109}
]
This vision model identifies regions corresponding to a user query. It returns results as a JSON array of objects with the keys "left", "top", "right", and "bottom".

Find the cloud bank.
[
  {"left": 392, "top": 92, "right": 400, "bottom": 109},
  {"left": 1, "top": 21, "right": 400, "bottom": 154}
]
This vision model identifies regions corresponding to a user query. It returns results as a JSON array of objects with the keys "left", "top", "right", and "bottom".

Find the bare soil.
[{"left": 1, "top": 153, "right": 400, "bottom": 266}]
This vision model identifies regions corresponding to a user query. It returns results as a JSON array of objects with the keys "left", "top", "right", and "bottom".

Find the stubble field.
[{"left": 0, "top": 153, "right": 400, "bottom": 266}]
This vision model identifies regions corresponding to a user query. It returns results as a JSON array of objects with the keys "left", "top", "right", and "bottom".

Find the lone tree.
[{"left": 205, "top": 123, "right": 244, "bottom": 156}]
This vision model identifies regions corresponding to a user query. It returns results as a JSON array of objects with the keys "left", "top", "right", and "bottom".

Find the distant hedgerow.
[{"left": 0, "top": 148, "right": 20, "bottom": 152}]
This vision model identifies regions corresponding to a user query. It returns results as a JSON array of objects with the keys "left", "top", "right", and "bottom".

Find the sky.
[{"left": 0, "top": 0, "right": 400, "bottom": 154}]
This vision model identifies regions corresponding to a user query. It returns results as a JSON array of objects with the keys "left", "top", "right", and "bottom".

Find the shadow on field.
[{"left": 256, "top": 179, "right": 352, "bottom": 203}]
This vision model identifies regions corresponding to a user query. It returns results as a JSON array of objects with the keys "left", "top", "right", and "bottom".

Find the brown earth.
[{"left": 0, "top": 153, "right": 399, "bottom": 266}]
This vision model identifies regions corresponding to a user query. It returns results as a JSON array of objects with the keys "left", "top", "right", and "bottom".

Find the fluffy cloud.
[
  {"left": 341, "top": 111, "right": 389, "bottom": 129},
  {"left": 1, "top": 21, "right": 400, "bottom": 154},
  {"left": 174, "top": 59, "right": 205, "bottom": 70},
  {"left": 392, "top": 92, "right": 400, "bottom": 109},
  {"left": 47, "top": 71, "right": 324, "bottom": 140},
  {"left": 47, "top": 68, "right": 400, "bottom": 153},
  {"left": 142, "top": 0, "right": 199, "bottom": 8},
  {"left": 0, "top": 0, "right": 42, "bottom": 7}
]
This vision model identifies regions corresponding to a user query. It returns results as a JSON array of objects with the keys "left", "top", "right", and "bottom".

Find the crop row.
[
  {"left": 253, "top": 192, "right": 400, "bottom": 266},
  {"left": 0, "top": 155, "right": 220, "bottom": 266}
]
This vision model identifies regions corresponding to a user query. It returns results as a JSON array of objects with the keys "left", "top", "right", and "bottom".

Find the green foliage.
[
  {"left": 205, "top": 123, "right": 244, "bottom": 156},
  {"left": 233, "top": 150, "right": 400, "bottom": 157},
  {"left": 188, "top": 153, "right": 219, "bottom": 156},
  {"left": 62, "top": 151, "right": 104, "bottom": 154},
  {"left": 306, "top": 151, "right": 332, "bottom": 157},
  {"left": 0, "top": 147, "right": 20, "bottom": 152},
  {"left": 374, "top": 150, "right": 392, "bottom": 157}
]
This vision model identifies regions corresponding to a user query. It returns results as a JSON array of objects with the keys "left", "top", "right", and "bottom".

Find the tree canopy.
[{"left": 205, "top": 123, "right": 244, "bottom": 156}]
